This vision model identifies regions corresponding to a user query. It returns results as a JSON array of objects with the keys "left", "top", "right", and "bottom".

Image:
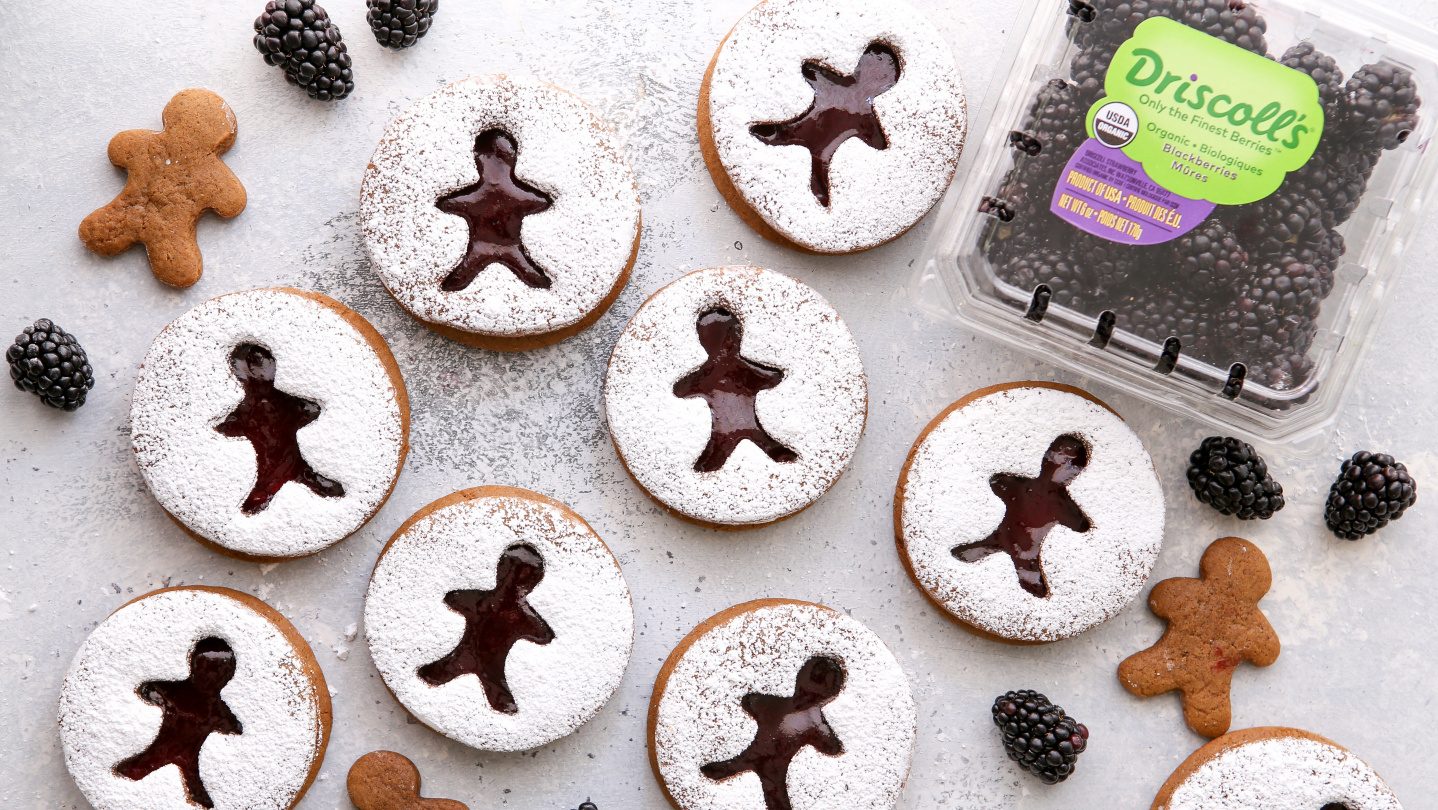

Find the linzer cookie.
[
  {"left": 649, "top": 599, "right": 916, "bottom": 810},
  {"left": 360, "top": 75, "right": 641, "bottom": 350},
  {"left": 363, "top": 487, "right": 634, "bottom": 752},
  {"left": 1152, "top": 727, "right": 1402, "bottom": 809},
  {"left": 59, "top": 586, "right": 330, "bottom": 810},
  {"left": 604, "top": 266, "right": 867, "bottom": 528},
  {"left": 130, "top": 288, "right": 409, "bottom": 561},
  {"left": 1119, "top": 537, "right": 1280, "bottom": 738},
  {"left": 699, "top": 0, "right": 967, "bottom": 253},
  {"left": 79, "top": 89, "right": 246, "bottom": 288},
  {"left": 894, "top": 382, "right": 1164, "bottom": 643}
]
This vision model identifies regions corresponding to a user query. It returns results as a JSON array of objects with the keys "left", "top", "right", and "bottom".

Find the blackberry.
[
  {"left": 1231, "top": 190, "right": 1326, "bottom": 259},
  {"left": 999, "top": 250, "right": 1096, "bottom": 309},
  {"left": 577, "top": 803, "right": 598, "bottom": 810},
  {"left": 1179, "top": 0, "right": 1268, "bottom": 56},
  {"left": 1324, "top": 451, "right": 1418, "bottom": 539},
  {"left": 253, "top": 0, "right": 355, "bottom": 101},
  {"left": 1249, "top": 348, "right": 1314, "bottom": 393},
  {"left": 1068, "top": 0, "right": 1180, "bottom": 51},
  {"left": 991, "top": 690, "right": 1089, "bottom": 784},
  {"left": 1344, "top": 62, "right": 1422, "bottom": 151},
  {"left": 1072, "top": 44, "right": 1119, "bottom": 103},
  {"left": 1186, "top": 436, "right": 1286, "bottom": 519},
  {"left": 1117, "top": 283, "right": 1217, "bottom": 355},
  {"left": 1286, "top": 140, "right": 1376, "bottom": 230},
  {"left": 1016, "top": 79, "right": 1087, "bottom": 162},
  {"left": 1281, "top": 43, "right": 1345, "bottom": 122},
  {"left": 7, "top": 319, "right": 95, "bottom": 411},
  {"left": 366, "top": 0, "right": 437, "bottom": 50},
  {"left": 1246, "top": 257, "right": 1325, "bottom": 320},
  {"left": 1174, "top": 220, "right": 1250, "bottom": 293}
]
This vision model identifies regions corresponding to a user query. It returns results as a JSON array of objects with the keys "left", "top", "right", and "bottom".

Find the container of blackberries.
[{"left": 920, "top": 0, "right": 1438, "bottom": 449}]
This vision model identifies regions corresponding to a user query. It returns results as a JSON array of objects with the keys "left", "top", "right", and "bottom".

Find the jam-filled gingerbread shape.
[
  {"left": 604, "top": 266, "right": 867, "bottom": 528},
  {"left": 360, "top": 75, "right": 641, "bottom": 351},
  {"left": 364, "top": 487, "right": 634, "bottom": 751},
  {"left": 650, "top": 600, "right": 916, "bottom": 810},
  {"left": 895, "top": 382, "right": 1165, "bottom": 644},
  {"left": 59, "top": 586, "right": 330, "bottom": 810},
  {"left": 79, "top": 89, "right": 246, "bottom": 288},
  {"left": 1152, "top": 727, "right": 1402, "bottom": 809},
  {"left": 699, "top": 0, "right": 967, "bottom": 253},
  {"left": 130, "top": 287, "right": 409, "bottom": 561},
  {"left": 1120, "top": 537, "right": 1280, "bottom": 738}
]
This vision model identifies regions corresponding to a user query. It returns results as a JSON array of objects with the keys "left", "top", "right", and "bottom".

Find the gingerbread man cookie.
[
  {"left": 1119, "top": 537, "right": 1280, "bottom": 738},
  {"left": 348, "top": 751, "right": 467, "bottom": 810},
  {"left": 79, "top": 89, "right": 246, "bottom": 288}
]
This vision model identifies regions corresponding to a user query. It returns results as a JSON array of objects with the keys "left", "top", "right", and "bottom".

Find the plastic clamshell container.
[{"left": 918, "top": 0, "right": 1438, "bottom": 451}]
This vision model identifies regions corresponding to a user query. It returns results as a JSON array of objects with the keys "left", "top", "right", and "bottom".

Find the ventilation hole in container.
[
  {"left": 1154, "top": 337, "right": 1182, "bottom": 374},
  {"left": 979, "top": 196, "right": 1015, "bottom": 222},
  {"left": 1068, "top": 0, "right": 1097, "bottom": 22},
  {"left": 1025, "top": 285, "right": 1052, "bottom": 322},
  {"left": 1221, "top": 363, "right": 1247, "bottom": 399},
  {"left": 1008, "top": 131, "right": 1043, "bottom": 156},
  {"left": 1089, "top": 310, "right": 1116, "bottom": 348}
]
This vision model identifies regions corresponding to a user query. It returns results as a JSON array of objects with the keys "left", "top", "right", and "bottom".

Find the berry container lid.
[{"left": 917, "top": 0, "right": 1438, "bottom": 452}]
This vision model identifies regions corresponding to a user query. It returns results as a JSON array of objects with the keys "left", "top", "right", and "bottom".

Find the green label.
[{"left": 1085, "top": 17, "right": 1323, "bottom": 206}]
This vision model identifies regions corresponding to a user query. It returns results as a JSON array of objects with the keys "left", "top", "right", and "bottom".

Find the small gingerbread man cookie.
[
  {"left": 348, "top": 751, "right": 467, "bottom": 810},
  {"left": 79, "top": 88, "right": 246, "bottom": 288},
  {"left": 1119, "top": 537, "right": 1280, "bottom": 738}
]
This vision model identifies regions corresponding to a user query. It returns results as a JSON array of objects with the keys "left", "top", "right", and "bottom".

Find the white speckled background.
[{"left": 2, "top": 1, "right": 1434, "bottom": 807}]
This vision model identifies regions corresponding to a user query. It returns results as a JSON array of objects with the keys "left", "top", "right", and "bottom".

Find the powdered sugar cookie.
[
  {"left": 364, "top": 487, "right": 634, "bottom": 752},
  {"left": 604, "top": 266, "right": 867, "bottom": 529},
  {"left": 131, "top": 287, "right": 409, "bottom": 561},
  {"left": 1153, "top": 727, "right": 1402, "bottom": 809},
  {"left": 649, "top": 599, "right": 916, "bottom": 810},
  {"left": 360, "top": 75, "right": 641, "bottom": 350},
  {"left": 59, "top": 586, "right": 330, "bottom": 810},
  {"left": 699, "top": 0, "right": 967, "bottom": 253},
  {"left": 895, "top": 382, "right": 1164, "bottom": 644}
]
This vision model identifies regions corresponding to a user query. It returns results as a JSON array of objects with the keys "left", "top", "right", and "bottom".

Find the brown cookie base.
[
  {"left": 892, "top": 380, "right": 1123, "bottom": 646},
  {"left": 114, "top": 586, "right": 331, "bottom": 810},
  {"left": 411, "top": 216, "right": 641, "bottom": 352},
  {"left": 1150, "top": 727, "right": 1369, "bottom": 810},
  {"left": 147, "top": 287, "right": 411, "bottom": 562}
]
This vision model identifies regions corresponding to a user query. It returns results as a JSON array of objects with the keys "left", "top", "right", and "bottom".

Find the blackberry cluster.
[
  {"left": 1186, "top": 436, "right": 1286, "bottom": 519},
  {"left": 366, "top": 0, "right": 438, "bottom": 50},
  {"left": 1324, "top": 451, "right": 1418, "bottom": 540},
  {"left": 253, "top": 0, "right": 355, "bottom": 101},
  {"left": 991, "top": 690, "right": 1089, "bottom": 784},
  {"left": 980, "top": 3, "right": 1424, "bottom": 403},
  {"left": 8, "top": 319, "right": 95, "bottom": 412}
]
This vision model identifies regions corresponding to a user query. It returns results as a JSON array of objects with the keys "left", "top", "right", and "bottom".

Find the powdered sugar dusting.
[
  {"left": 653, "top": 601, "right": 916, "bottom": 809},
  {"left": 707, "top": 0, "right": 966, "bottom": 252},
  {"left": 899, "top": 385, "right": 1164, "bottom": 642},
  {"left": 1161, "top": 732, "right": 1402, "bottom": 809},
  {"left": 604, "top": 266, "right": 867, "bottom": 526},
  {"left": 130, "top": 288, "right": 406, "bottom": 559},
  {"left": 363, "top": 489, "right": 634, "bottom": 752},
  {"left": 360, "top": 75, "right": 641, "bottom": 338},
  {"left": 58, "top": 588, "right": 326, "bottom": 810}
]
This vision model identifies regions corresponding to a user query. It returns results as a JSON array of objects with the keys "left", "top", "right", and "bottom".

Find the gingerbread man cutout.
[
  {"left": 1118, "top": 537, "right": 1280, "bottom": 738},
  {"left": 347, "top": 751, "right": 468, "bottom": 810},
  {"left": 79, "top": 88, "right": 246, "bottom": 288}
]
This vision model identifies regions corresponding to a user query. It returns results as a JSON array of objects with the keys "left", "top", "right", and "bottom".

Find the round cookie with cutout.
[{"left": 59, "top": 586, "right": 330, "bottom": 810}]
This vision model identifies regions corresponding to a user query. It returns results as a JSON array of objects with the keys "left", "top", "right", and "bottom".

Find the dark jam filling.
[
  {"left": 114, "top": 637, "right": 243, "bottom": 809},
  {"left": 673, "top": 307, "right": 798, "bottom": 473},
  {"left": 952, "top": 434, "right": 1092, "bottom": 598},
  {"left": 417, "top": 543, "right": 556, "bottom": 715},
  {"left": 436, "top": 128, "right": 554, "bottom": 291},
  {"left": 701, "top": 656, "right": 846, "bottom": 810},
  {"left": 215, "top": 343, "right": 345, "bottom": 515},
  {"left": 749, "top": 42, "right": 901, "bottom": 208}
]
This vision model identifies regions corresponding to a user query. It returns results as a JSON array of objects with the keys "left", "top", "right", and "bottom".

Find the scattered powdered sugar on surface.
[
  {"left": 58, "top": 589, "right": 325, "bottom": 810},
  {"left": 1161, "top": 734, "right": 1402, "bottom": 809},
  {"left": 707, "top": 0, "right": 966, "bottom": 252},
  {"left": 363, "top": 490, "right": 634, "bottom": 752},
  {"left": 899, "top": 386, "right": 1164, "bottom": 642},
  {"left": 604, "top": 266, "right": 867, "bottom": 525},
  {"left": 130, "top": 288, "right": 406, "bottom": 558},
  {"left": 360, "top": 75, "right": 641, "bottom": 337},
  {"left": 653, "top": 601, "right": 916, "bottom": 810}
]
